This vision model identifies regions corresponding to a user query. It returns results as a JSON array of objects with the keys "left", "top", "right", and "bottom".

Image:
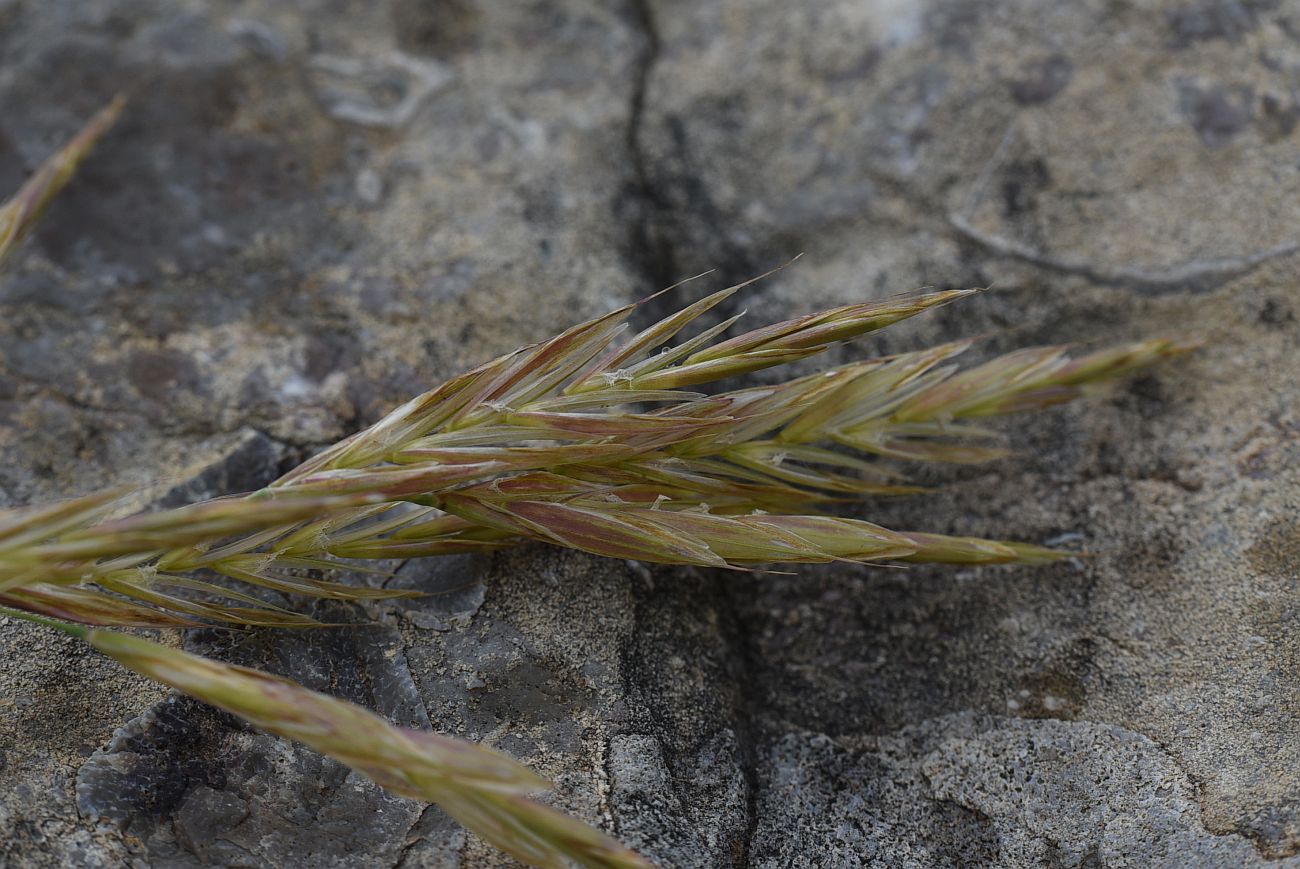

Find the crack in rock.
[{"left": 950, "top": 212, "right": 1299, "bottom": 296}]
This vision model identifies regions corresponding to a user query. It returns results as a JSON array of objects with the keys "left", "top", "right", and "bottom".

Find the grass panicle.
[
  {"left": 0, "top": 98, "right": 1196, "bottom": 868},
  {"left": 0, "top": 288, "right": 1192, "bottom": 615}
]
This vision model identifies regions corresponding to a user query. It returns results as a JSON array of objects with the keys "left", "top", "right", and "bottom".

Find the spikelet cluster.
[{"left": 0, "top": 99, "right": 1195, "bottom": 869}]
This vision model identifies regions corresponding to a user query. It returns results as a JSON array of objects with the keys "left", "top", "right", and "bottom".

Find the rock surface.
[{"left": 2, "top": 0, "right": 1299, "bottom": 866}]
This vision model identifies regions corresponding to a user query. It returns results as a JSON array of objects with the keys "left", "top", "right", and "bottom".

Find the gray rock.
[
  {"left": 750, "top": 715, "right": 1281, "bottom": 868},
  {"left": 2, "top": 0, "right": 1299, "bottom": 866}
]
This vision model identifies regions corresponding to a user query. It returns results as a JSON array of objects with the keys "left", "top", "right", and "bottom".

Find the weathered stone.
[
  {"left": 2, "top": 0, "right": 1299, "bottom": 866},
  {"left": 749, "top": 715, "right": 1278, "bottom": 867}
]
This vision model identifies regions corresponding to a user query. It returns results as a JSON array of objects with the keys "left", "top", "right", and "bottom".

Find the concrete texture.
[{"left": 1, "top": 0, "right": 1298, "bottom": 866}]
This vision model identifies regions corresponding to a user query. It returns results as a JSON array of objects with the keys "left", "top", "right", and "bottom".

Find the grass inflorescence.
[{"left": 0, "top": 100, "right": 1195, "bottom": 868}]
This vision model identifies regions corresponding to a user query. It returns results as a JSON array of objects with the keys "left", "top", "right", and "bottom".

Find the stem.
[{"left": 0, "top": 604, "right": 90, "bottom": 640}]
